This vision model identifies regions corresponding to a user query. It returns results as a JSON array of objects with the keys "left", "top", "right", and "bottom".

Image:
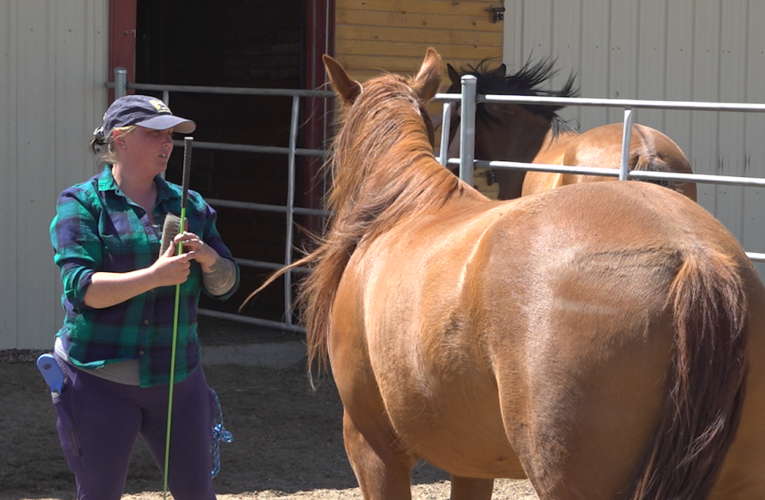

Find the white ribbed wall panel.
[
  {"left": 504, "top": 0, "right": 765, "bottom": 276},
  {"left": 0, "top": 0, "right": 108, "bottom": 349}
]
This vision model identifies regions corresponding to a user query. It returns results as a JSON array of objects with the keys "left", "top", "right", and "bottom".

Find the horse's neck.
[
  {"left": 479, "top": 107, "right": 552, "bottom": 164},
  {"left": 532, "top": 129, "right": 579, "bottom": 164}
]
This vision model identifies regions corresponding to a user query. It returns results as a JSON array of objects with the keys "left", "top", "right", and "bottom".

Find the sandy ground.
[{"left": 0, "top": 324, "right": 537, "bottom": 500}]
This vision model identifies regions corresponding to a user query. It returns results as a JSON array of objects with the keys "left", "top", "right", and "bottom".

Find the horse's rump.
[{"left": 620, "top": 123, "right": 696, "bottom": 199}]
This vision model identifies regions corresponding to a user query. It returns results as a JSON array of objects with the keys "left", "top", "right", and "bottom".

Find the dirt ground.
[{"left": 0, "top": 322, "right": 537, "bottom": 500}]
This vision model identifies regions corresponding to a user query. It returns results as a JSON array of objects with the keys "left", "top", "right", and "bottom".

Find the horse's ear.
[
  {"left": 492, "top": 63, "right": 507, "bottom": 77},
  {"left": 447, "top": 63, "right": 460, "bottom": 87},
  {"left": 412, "top": 47, "right": 443, "bottom": 103},
  {"left": 322, "top": 54, "right": 362, "bottom": 105}
]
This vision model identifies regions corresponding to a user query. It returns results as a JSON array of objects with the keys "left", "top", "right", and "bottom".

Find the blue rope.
[{"left": 211, "top": 388, "right": 233, "bottom": 478}]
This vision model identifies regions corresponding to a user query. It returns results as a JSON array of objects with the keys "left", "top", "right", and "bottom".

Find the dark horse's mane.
[{"left": 451, "top": 58, "right": 580, "bottom": 138}]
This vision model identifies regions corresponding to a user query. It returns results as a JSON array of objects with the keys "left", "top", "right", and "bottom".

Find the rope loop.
[{"left": 211, "top": 388, "right": 233, "bottom": 478}]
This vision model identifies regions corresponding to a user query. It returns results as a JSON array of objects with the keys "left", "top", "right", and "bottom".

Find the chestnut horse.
[
  {"left": 245, "top": 48, "right": 765, "bottom": 499},
  {"left": 445, "top": 60, "right": 697, "bottom": 201}
]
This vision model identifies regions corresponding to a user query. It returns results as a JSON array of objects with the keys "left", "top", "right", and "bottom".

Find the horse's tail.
[
  {"left": 633, "top": 154, "right": 676, "bottom": 190},
  {"left": 625, "top": 248, "right": 748, "bottom": 499},
  {"left": 632, "top": 149, "right": 699, "bottom": 202}
]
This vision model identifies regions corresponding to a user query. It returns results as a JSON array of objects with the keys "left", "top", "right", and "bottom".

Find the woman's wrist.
[{"left": 201, "top": 257, "right": 237, "bottom": 296}]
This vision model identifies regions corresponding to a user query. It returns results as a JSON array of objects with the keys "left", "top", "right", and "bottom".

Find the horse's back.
[{"left": 523, "top": 123, "right": 697, "bottom": 200}]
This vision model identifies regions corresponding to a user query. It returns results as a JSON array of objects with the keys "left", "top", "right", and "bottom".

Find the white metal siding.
[
  {"left": 0, "top": 0, "right": 108, "bottom": 349},
  {"left": 504, "top": 0, "right": 765, "bottom": 275}
]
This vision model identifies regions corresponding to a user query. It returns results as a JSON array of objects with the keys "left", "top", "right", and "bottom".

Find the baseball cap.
[{"left": 94, "top": 95, "right": 196, "bottom": 141}]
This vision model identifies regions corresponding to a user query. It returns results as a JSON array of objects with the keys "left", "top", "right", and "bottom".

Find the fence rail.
[
  {"left": 108, "top": 68, "right": 765, "bottom": 334},
  {"left": 109, "top": 70, "right": 335, "bottom": 333},
  {"left": 438, "top": 75, "right": 765, "bottom": 264}
]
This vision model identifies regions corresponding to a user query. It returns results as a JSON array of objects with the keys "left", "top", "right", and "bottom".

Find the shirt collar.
[
  {"left": 97, "top": 165, "right": 180, "bottom": 204},
  {"left": 154, "top": 174, "right": 180, "bottom": 204},
  {"left": 97, "top": 165, "right": 120, "bottom": 193}
]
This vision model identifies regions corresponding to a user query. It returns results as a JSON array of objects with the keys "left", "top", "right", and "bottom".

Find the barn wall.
[
  {"left": 335, "top": 0, "right": 504, "bottom": 82},
  {"left": 504, "top": 0, "right": 765, "bottom": 273},
  {"left": 335, "top": 0, "right": 505, "bottom": 195},
  {"left": 0, "top": 0, "right": 109, "bottom": 350}
]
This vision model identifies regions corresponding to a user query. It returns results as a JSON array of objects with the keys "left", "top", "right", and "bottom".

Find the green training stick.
[{"left": 163, "top": 136, "right": 193, "bottom": 499}]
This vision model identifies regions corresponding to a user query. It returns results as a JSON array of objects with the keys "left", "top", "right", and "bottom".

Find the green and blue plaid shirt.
[{"left": 50, "top": 166, "right": 239, "bottom": 387}]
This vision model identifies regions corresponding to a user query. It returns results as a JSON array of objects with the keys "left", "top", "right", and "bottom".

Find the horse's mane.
[
  {"left": 453, "top": 58, "right": 580, "bottom": 137},
  {"left": 296, "top": 72, "right": 462, "bottom": 374}
]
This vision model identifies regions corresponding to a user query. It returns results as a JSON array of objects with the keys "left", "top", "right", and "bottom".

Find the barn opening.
[{"left": 132, "top": 0, "right": 332, "bottom": 332}]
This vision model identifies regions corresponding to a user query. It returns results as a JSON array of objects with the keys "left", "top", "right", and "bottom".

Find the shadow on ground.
[{"left": 0, "top": 317, "right": 449, "bottom": 499}]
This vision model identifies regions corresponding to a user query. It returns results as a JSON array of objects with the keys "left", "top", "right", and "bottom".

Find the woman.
[{"left": 49, "top": 94, "right": 239, "bottom": 499}]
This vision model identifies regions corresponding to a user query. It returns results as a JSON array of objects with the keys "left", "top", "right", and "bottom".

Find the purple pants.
[{"left": 53, "top": 358, "right": 217, "bottom": 500}]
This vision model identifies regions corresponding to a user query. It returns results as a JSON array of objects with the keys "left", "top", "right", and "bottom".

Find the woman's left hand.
[{"left": 172, "top": 232, "right": 221, "bottom": 272}]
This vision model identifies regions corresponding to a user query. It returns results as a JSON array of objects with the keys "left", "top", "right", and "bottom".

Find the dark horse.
[
  {"left": 245, "top": 48, "right": 765, "bottom": 499},
  {"left": 445, "top": 60, "right": 697, "bottom": 201}
]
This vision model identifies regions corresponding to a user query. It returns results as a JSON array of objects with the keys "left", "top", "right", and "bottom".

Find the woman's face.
[{"left": 116, "top": 126, "right": 175, "bottom": 176}]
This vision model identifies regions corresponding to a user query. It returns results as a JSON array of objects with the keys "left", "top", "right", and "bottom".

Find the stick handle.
[{"left": 181, "top": 137, "right": 193, "bottom": 209}]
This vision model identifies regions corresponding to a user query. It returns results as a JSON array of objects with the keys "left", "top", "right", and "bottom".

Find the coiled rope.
[{"left": 211, "top": 388, "right": 233, "bottom": 478}]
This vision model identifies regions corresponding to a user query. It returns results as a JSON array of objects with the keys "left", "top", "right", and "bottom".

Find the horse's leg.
[
  {"left": 343, "top": 410, "right": 416, "bottom": 500},
  {"left": 709, "top": 268, "right": 765, "bottom": 499},
  {"left": 450, "top": 475, "right": 494, "bottom": 500},
  {"left": 493, "top": 320, "right": 672, "bottom": 499}
]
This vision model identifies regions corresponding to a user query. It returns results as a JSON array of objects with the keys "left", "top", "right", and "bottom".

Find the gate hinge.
[{"left": 486, "top": 4, "right": 505, "bottom": 23}]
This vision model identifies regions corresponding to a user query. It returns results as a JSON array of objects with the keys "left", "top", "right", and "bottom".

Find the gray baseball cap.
[{"left": 94, "top": 95, "right": 196, "bottom": 140}]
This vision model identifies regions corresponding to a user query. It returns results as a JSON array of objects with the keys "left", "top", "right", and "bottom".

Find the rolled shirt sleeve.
[
  {"left": 186, "top": 190, "right": 240, "bottom": 301},
  {"left": 50, "top": 189, "right": 103, "bottom": 309}
]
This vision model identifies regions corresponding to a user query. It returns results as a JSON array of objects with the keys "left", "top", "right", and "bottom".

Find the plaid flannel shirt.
[{"left": 50, "top": 166, "right": 239, "bottom": 387}]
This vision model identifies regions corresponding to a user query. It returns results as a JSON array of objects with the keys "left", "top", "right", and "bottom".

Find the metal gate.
[
  {"left": 440, "top": 74, "right": 765, "bottom": 266},
  {"left": 111, "top": 69, "right": 333, "bottom": 334},
  {"left": 110, "top": 70, "right": 765, "bottom": 334}
]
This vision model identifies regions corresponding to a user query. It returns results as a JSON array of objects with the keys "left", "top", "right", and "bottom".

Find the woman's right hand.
[
  {"left": 83, "top": 242, "right": 194, "bottom": 309},
  {"left": 150, "top": 243, "right": 192, "bottom": 287}
]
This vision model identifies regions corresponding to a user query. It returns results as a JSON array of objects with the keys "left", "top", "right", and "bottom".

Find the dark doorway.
[{"left": 134, "top": 0, "right": 324, "bottom": 327}]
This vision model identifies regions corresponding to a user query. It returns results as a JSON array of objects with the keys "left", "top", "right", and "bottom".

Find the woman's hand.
[
  {"left": 170, "top": 231, "right": 221, "bottom": 272},
  {"left": 167, "top": 231, "right": 237, "bottom": 296},
  {"left": 150, "top": 241, "right": 193, "bottom": 287}
]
